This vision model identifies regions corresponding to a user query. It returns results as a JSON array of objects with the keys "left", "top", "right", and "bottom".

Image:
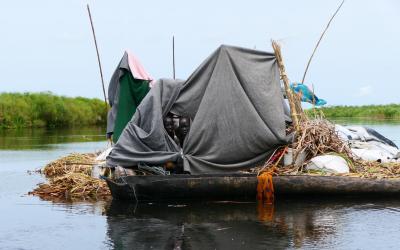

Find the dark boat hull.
[{"left": 106, "top": 174, "right": 400, "bottom": 201}]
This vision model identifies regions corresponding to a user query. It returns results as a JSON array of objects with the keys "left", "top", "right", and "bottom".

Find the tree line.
[{"left": 0, "top": 92, "right": 107, "bottom": 129}]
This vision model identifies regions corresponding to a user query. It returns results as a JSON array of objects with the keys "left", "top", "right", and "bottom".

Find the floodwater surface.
[{"left": 0, "top": 124, "right": 400, "bottom": 249}]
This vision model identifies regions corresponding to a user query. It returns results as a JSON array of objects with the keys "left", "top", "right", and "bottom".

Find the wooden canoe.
[{"left": 105, "top": 174, "right": 400, "bottom": 201}]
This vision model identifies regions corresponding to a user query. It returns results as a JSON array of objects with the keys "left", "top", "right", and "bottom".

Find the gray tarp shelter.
[{"left": 106, "top": 45, "right": 291, "bottom": 174}]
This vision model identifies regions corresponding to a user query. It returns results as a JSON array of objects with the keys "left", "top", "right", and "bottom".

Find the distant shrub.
[
  {"left": 306, "top": 104, "right": 400, "bottom": 119},
  {"left": 0, "top": 92, "right": 107, "bottom": 129}
]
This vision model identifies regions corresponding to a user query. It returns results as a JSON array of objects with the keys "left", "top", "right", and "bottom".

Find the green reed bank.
[{"left": 0, "top": 92, "right": 106, "bottom": 129}]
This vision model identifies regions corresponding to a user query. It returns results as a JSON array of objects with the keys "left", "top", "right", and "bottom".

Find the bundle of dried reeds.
[
  {"left": 272, "top": 41, "right": 306, "bottom": 131},
  {"left": 30, "top": 172, "right": 110, "bottom": 200},
  {"left": 42, "top": 153, "right": 96, "bottom": 178},
  {"left": 350, "top": 160, "right": 400, "bottom": 179},
  {"left": 30, "top": 152, "right": 111, "bottom": 201},
  {"left": 277, "top": 160, "right": 400, "bottom": 179},
  {"left": 293, "top": 118, "right": 353, "bottom": 161}
]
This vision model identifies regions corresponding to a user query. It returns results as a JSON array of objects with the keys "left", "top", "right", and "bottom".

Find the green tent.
[{"left": 107, "top": 51, "right": 153, "bottom": 143}]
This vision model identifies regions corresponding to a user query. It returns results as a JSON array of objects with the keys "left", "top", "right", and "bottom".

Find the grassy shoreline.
[
  {"left": 1, "top": 92, "right": 398, "bottom": 129},
  {"left": 0, "top": 92, "right": 107, "bottom": 129},
  {"left": 308, "top": 104, "right": 400, "bottom": 120}
]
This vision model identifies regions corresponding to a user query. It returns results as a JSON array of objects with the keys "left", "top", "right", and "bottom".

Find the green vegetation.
[
  {"left": 0, "top": 92, "right": 107, "bottom": 129},
  {"left": 308, "top": 104, "right": 400, "bottom": 119}
]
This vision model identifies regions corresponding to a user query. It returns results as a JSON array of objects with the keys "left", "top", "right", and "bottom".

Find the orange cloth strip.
[{"left": 257, "top": 171, "right": 274, "bottom": 204}]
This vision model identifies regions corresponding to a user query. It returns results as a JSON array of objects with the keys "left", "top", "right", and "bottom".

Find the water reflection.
[
  {"left": 103, "top": 198, "right": 350, "bottom": 249},
  {"left": 0, "top": 126, "right": 105, "bottom": 150},
  {"left": 2, "top": 123, "right": 400, "bottom": 249},
  {"left": 103, "top": 198, "right": 400, "bottom": 249}
]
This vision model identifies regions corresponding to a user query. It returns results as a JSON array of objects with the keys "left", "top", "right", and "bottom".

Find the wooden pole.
[
  {"left": 301, "top": 0, "right": 345, "bottom": 84},
  {"left": 272, "top": 40, "right": 302, "bottom": 132},
  {"left": 172, "top": 36, "right": 176, "bottom": 79},
  {"left": 87, "top": 4, "right": 108, "bottom": 108}
]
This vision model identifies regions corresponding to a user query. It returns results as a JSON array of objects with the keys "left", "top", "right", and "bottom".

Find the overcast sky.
[{"left": 0, "top": 0, "right": 399, "bottom": 106}]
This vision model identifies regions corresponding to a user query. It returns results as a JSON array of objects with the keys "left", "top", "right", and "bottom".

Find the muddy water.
[{"left": 0, "top": 124, "right": 399, "bottom": 249}]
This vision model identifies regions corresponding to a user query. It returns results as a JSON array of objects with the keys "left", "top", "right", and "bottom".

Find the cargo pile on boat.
[
  {"left": 257, "top": 117, "right": 400, "bottom": 179},
  {"left": 255, "top": 43, "right": 400, "bottom": 179},
  {"left": 29, "top": 153, "right": 111, "bottom": 201}
]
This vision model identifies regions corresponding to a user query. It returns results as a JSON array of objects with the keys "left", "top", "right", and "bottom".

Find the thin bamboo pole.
[
  {"left": 272, "top": 41, "right": 302, "bottom": 132},
  {"left": 172, "top": 36, "right": 176, "bottom": 79},
  {"left": 301, "top": 0, "right": 345, "bottom": 84},
  {"left": 87, "top": 4, "right": 108, "bottom": 108}
]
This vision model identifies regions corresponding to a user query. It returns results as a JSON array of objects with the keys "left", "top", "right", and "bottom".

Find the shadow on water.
[
  {"left": 103, "top": 197, "right": 400, "bottom": 249},
  {"left": 0, "top": 126, "right": 105, "bottom": 150}
]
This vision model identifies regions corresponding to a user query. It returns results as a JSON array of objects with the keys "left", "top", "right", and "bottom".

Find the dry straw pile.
[
  {"left": 292, "top": 118, "right": 352, "bottom": 159},
  {"left": 278, "top": 117, "right": 400, "bottom": 179},
  {"left": 41, "top": 153, "right": 95, "bottom": 177},
  {"left": 349, "top": 160, "right": 400, "bottom": 179},
  {"left": 29, "top": 153, "right": 110, "bottom": 201}
]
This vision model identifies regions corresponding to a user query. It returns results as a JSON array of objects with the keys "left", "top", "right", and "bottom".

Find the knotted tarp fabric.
[{"left": 107, "top": 45, "right": 291, "bottom": 174}]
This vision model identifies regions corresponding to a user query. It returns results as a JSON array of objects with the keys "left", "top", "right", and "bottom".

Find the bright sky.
[{"left": 0, "top": 0, "right": 399, "bottom": 106}]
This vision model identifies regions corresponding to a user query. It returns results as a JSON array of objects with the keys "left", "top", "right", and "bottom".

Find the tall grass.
[
  {"left": 309, "top": 104, "right": 400, "bottom": 119},
  {"left": 0, "top": 92, "right": 107, "bottom": 129}
]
